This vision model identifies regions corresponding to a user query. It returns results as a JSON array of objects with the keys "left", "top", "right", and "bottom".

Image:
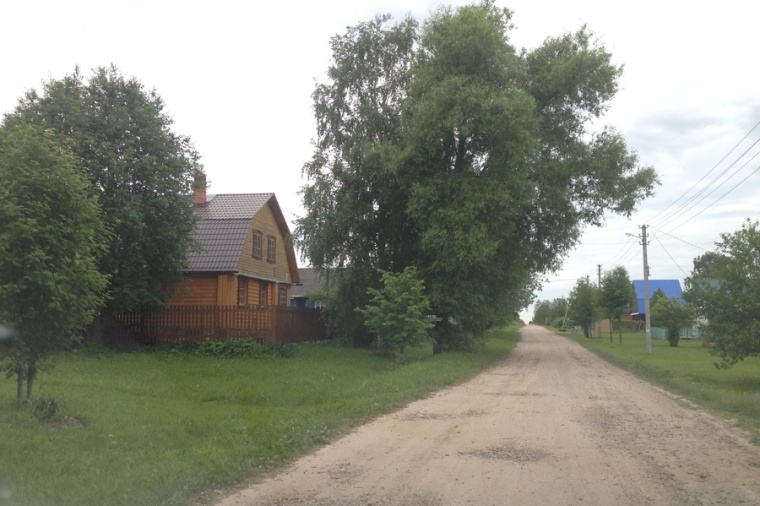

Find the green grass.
[
  {"left": 0, "top": 326, "right": 520, "bottom": 506},
  {"left": 560, "top": 329, "right": 760, "bottom": 443}
]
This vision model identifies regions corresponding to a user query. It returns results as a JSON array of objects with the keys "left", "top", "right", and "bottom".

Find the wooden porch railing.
[{"left": 108, "top": 305, "right": 326, "bottom": 345}]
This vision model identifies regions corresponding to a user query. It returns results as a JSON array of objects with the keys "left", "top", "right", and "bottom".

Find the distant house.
[
  {"left": 631, "top": 279, "right": 684, "bottom": 315},
  {"left": 290, "top": 267, "right": 327, "bottom": 308},
  {"left": 170, "top": 184, "right": 300, "bottom": 307}
]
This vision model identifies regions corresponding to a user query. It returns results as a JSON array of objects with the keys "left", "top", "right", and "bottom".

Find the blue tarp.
[{"left": 631, "top": 279, "right": 684, "bottom": 314}]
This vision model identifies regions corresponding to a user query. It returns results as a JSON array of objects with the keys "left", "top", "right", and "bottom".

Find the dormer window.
[
  {"left": 267, "top": 235, "right": 276, "bottom": 263},
  {"left": 252, "top": 230, "right": 263, "bottom": 259}
]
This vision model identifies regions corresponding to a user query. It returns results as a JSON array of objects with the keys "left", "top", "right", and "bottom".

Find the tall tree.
[
  {"left": 599, "top": 266, "right": 634, "bottom": 343},
  {"left": 532, "top": 300, "right": 552, "bottom": 325},
  {"left": 298, "top": 14, "right": 418, "bottom": 344},
  {"left": 0, "top": 124, "right": 108, "bottom": 399},
  {"left": 4, "top": 66, "right": 201, "bottom": 313},
  {"left": 685, "top": 219, "right": 760, "bottom": 367},
  {"left": 568, "top": 278, "right": 598, "bottom": 338},
  {"left": 297, "top": 1, "right": 657, "bottom": 348}
]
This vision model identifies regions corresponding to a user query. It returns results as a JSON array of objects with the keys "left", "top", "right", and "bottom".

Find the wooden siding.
[
  {"left": 171, "top": 274, "right": 290, "bottom": 308},
  {"left": 110, "top": 305, "right": 327, "bottom": 345},
  {"left": 238, "top": 202, "right": 292, "bottom": 284},
  {"left": 216, "top": 274, "right": 237, "bottom": 305},
  {"left": 170, "top": 274, "right": 218, "bottom": 305}
]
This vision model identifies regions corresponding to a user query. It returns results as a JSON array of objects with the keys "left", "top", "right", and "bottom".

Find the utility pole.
[
  {"left": 641, "top": 225, "right": 652, "bottom": 354},
  {"left": 627, "top": 227, "right": 652, "bottom": 354}
]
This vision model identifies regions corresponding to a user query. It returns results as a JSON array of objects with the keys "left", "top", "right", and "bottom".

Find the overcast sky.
[{"left": 2, "top": 0, "right": 758, "bottom": 322}]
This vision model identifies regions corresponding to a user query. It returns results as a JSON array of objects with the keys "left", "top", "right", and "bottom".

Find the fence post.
[{"left": 272, "top": 306, "right": 279, "bottom": 342}]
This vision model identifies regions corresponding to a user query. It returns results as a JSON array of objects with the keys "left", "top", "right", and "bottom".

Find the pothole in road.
[{"left": 461, "top": 442, "right": 550, "bottom": 462}]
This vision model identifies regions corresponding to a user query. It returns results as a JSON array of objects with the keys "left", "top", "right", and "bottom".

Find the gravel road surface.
[{"left": 215, "top": 324, "right": 760, "bottom": 505}]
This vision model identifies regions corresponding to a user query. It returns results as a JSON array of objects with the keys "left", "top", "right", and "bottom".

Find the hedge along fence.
[{"left": 106, "top": 305, "right": 327, "bottom": 346}]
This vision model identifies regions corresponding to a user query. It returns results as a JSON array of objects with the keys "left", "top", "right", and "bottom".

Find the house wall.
[
  {"left": 237, "top": 202, "right": 291, "bottom": 302},
  {"left": 216, "top": 274, "right": 237, "bottom": 305},
  {"left": 170, "top": 274, "right": 218, "bottom": 305},
  {"left": 170, "top": 273, "right": 240, "bottom": 306}
]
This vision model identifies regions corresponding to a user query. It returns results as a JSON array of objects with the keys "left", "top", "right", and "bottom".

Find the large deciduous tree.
[
  {"left": 4, "top": 66, "right": 201, "bottom": 314},
  {"left": 297, "top": 1, "right": 657, "bottom": 348},
  {"left": 568, "top": 279, "right": 598, "bottom": 338},
  {"left": 685, "top": 219, "right": 760, "bottom": 367},
  {"left": 599, "top": 266, "right": 634, "bottom": 344},
  {"left": 0, "top": 124, "right": 108, "bottom": 399}
]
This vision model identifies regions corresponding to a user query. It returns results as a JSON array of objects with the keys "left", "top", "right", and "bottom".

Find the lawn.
[
  {"left": 560, "top": 328, "right": 760, "bottom": 443},
  {"left": 0, "top": 325, "right": 520, "bottom": 506}
]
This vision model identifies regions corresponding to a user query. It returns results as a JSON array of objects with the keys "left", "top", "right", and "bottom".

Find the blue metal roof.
[{"left": 631, "top": 279, "right": 684, "bottom": 314}]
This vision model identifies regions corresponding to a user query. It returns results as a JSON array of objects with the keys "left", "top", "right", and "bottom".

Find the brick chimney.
[{"left": 193, "top": 172, "right": 207, "bottom": 205}]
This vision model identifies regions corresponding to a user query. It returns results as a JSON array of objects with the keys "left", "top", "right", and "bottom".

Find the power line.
[
  {"left": 651, "top": 232, "right": 689, "bottom": 277},
  {"left": 666, "top": 161, "right": 760, "bottom": 232},
  {"left": 650, "top": 227, "right": 711, "bottom": 252},
  {"left": 656, "top": 136, "right": 760, "bottom": 230},
  {"left": 647, "top": 120, "right": 760, "bottom": 225}
]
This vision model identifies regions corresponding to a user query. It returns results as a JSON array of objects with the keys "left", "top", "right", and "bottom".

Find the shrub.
[{"left": 158, "top": 339, "right": 296, "bottom": 359}]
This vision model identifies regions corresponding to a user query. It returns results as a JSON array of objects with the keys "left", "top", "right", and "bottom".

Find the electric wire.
[
  {"left": 666, "top": 161, "right": 760, "bottom": 232},
  {"left": 656, "top": 136, "right": 760, "bottom": 230},
  {"left": 646, "top": 120, "right": 760, "bottom": 225},
  {"left": 651, "top": 232, "right": 689, "bottom": 277},
  {"left": 650, "top": 227, "right": 711, "bottom": 252},
  {"left": 660, "top": 146, "right": 760, "bottom": 231}
]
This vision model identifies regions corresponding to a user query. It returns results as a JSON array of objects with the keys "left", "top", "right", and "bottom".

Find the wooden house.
[
  {"left": 290, "top": 267, "right": 327, "bottom": 309},
  {"left": 170, "top": 185, "right": 300, "bottom": 307}
]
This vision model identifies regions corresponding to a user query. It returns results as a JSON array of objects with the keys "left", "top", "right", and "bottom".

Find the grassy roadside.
[
  {"left": 0, "top": 325, "right": 521, "bottom": 506},
  {"left": 554, "top": 328, "right": 760, "bottom": 443}
]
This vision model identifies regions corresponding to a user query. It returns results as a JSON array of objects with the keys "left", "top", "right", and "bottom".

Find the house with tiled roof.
[
  {"left": 170, "top": 181, "right": 300, "bottom": 307},
  {"left": 290, "top": 267, "right": 327, "bottom": 308}
]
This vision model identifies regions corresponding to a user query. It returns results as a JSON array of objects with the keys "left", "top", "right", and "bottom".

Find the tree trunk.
[
  {"left": 376, "top": 335, "right": 389, "bottom": 356},
  {"left": 618, "top": 318, "right": 623, "bottom": 345},
  {"left": 16, "top": 367, "right": 24, "bottom": 401},
  {"left": 26, "top": 362, "right": 36, "bottom": 399}
]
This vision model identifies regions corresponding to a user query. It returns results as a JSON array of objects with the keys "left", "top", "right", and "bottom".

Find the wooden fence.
[{"left": 107, "top": 305, "right": 327, "bottom": 346}]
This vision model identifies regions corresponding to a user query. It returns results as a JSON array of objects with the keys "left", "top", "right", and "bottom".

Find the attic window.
[
  {"left": 267, "top": 235, "right": 276, "bottom": 264},
  {"left": 252, "top": 230, "right": 263, "bottom": 259}
]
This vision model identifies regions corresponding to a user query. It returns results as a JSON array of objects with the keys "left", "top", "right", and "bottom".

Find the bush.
[
  {"left": 19, "top": 394, "right": 62, "bottom": 422},
  {"left": 157, "top": 339, "right": 297, "bottom": 359}
]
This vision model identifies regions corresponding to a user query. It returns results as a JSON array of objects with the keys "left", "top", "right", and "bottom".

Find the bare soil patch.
[{"left": 214, "top": 325, "right": 760, "bottom": 505}]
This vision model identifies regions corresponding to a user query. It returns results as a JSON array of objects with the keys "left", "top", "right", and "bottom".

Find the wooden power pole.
[{"left": 641, "top": 225, "right": 652, "bottom": 354}]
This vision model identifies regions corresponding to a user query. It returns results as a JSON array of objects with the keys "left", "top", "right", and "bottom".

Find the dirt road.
[{"left": 215, "top": 325, "right": 760, "bottom": 505}]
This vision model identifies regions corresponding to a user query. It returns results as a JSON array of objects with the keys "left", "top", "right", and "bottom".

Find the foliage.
[
  {"left": 685, "top": 219, "right": 760, "bottom": 367},
  {"left": 0, "top": 124, "right": 109, "bottom": 399},
  {"left": 23, "top": 394, "right": 63, "bottom": 422},
  {"left": 650, "top": 296, "right": 695, "bottom": 347},
  {"left": 357, "top": 267, "right": 437, "bottom": 355},
  {"left": 568, "top": 278, "right": 598, "bottom": 337},
  {"left": 532, "top": 297, "right": 569, "bottom": 326},
  {"left": 296, "top": 1, "right": 658, "bottom": 347},
  {"left": 532, "top": 300, "right": 552, "bottom": 324},
  {"left": 0, "top": 325, "right": 521, "bottom": 506},
  {"left": 650, "top": 287, "right": 667, "bottom": 307},
  {"left": 158, "top": 339, "right": 296, "bottom": 359},
  {"left": 599, "top": 265, "right": 633, "bottom": 343},
  {"left": 4, "top": 66, "right": 202, "bottom": 313}
]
